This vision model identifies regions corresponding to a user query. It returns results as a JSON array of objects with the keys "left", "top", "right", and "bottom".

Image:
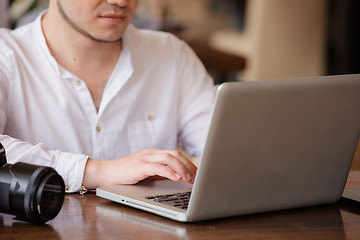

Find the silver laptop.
[{"left": 97, "top": 74, "right": 360, "bottom": 222}]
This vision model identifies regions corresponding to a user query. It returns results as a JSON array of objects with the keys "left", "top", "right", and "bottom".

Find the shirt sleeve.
[
  {"left": 176, "top": 40, "right": 218, "bottom": 158},
  {"left": 0, "top": 38, "right": 87, "bottom": 193},
  {"left": 0, "top": 136, "right": 88, "bottom": 193},
  {"left": 0, "top": 35, "right": 10, "bottom": 134}
]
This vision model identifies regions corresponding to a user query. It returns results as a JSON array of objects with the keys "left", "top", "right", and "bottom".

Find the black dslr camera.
[{"left": 0, "top": 143, "right": 65, "bottom": 224}]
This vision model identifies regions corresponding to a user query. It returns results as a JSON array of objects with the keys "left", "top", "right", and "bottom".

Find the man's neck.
[
  {"left": 41, "top": 7, "right": 124, "bottom": 111},
  {"left": 41, "top": 11, "right": 122, "bottom": 79}
]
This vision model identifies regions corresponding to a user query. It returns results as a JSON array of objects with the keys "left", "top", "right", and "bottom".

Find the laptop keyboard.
[{"left": 145, "top": 191, "right": 191, "bottom": 210}]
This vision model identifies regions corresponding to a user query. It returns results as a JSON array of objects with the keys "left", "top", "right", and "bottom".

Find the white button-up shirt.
[{"left": 0, "top": 14, "right": 217, "bottom": 192}]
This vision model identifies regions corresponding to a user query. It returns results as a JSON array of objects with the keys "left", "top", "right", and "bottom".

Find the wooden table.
[{"left": 2, "top": 171, "right": 360, "bottom": 240}]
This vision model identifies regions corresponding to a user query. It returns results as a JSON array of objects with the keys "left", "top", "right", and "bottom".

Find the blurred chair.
[
  {"left": 186, "top": 40, "right": 246, "bottom": 85},
  {"left": 208, "top": 0, "right": 327, "bottom": 81}
]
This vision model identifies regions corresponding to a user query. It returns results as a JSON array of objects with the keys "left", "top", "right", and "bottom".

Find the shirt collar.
[{"left": 33, "top": 11, "right": 62, "bottom": 76}]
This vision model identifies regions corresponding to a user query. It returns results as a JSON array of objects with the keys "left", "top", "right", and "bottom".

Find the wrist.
[{"left": 83, "top": 158, "right": 103, "bottom": 190}]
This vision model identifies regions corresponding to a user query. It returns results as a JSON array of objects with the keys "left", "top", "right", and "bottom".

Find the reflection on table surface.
[{"left": 2, "top": 171, "right": 360, "bottom": 240}]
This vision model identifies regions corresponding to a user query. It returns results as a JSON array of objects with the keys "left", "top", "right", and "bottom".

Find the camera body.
[{"left": 0, "top": 143, "right": 65, "bottom": 224}]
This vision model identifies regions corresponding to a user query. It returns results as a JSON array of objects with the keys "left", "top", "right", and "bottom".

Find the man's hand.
[{"left": 83, "top": 148, "right": 197, "bottom": 190}]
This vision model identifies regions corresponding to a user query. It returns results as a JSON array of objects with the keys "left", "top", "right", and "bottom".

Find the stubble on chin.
[{"left": 56, "top": 1, "right": 124, "bottom": 43}]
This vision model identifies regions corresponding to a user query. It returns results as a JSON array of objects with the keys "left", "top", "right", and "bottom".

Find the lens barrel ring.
[{"left": 7, "top": 163, "right": 65, "bottom": 224}]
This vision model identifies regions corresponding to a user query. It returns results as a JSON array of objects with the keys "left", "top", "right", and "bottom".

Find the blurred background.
[{"left": 1, "top": 0, "right": 359, "bottom": 84}]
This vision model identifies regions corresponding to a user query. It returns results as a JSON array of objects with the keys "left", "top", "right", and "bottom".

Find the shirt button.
[
  {"left": 96, "top": 126, "right": 101, "bottom": 132},
  {"left": 148, "top": 115, "right": 154, "bottom": 121},
  {"left": 75, "top": 80, "right": 81, "bottom": 86}
]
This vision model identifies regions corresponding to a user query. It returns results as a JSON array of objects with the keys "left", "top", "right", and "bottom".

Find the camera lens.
[
  {"left": 36, "top": 172, "right": 65, "bottom": 221},
  {"left": 0, "top": 162, "right": 65, "bottom": 224}
]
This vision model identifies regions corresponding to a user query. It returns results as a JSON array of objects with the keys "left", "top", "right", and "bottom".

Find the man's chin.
[{"left": 89, "top": 27, "right": 127, "bottom": 43}]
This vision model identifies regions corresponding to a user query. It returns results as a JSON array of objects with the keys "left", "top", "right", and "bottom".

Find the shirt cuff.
[{"left": 55, "top": 151, "right": 88, "bottom": 193}]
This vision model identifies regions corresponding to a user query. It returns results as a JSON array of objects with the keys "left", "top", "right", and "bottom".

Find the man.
[{"left": 0, "top": 0, "right": 216, "bottom": 193}]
